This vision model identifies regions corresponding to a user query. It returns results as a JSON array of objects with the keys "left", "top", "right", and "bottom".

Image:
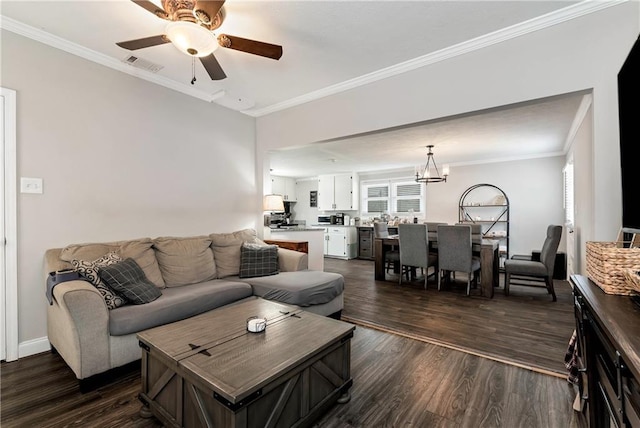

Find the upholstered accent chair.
[
  {"left": 398, "top": 223, "right": 438, "bottom": 289},
  {"left": 373, "top": 222, "right": 399, "bottom": 273},
  {"left": 503, "top": 225, "right": 563, "bottom": 301},
  {"left": 436, "top": 225, "right": 481, "bottom": 296}
]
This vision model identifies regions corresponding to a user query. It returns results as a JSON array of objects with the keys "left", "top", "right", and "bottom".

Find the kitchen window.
[{"left": 361, "top": 179, "right": 424, "bottom": 216}]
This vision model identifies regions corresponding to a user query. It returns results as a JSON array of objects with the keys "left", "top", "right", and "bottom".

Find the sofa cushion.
[
  {"left": 239, "top": 271, "right": 344, "bottom": 307},
  {"left": 60, "top": 238, "right": 165, "bottom": 288},
  {"left": 153, "top": 236, "right": 216, "bottom": 287},
  {"left": 72, "top": 252, "right": 127, "bottom": 310},
  {"left": 108, "top": 280, "right": 253, "bottom": 336},
  {"left": 239, "top": 243, "right": 279, "bottom": 278},
  {"left": 210, "top": 229, "right": 262, "bottom": 278},
  {"left": 98, "top": 258, "right": 162, "bottom": 305}
]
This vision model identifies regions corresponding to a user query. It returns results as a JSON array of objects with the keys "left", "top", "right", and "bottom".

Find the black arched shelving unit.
[{"left": 458, "top": 183, "right": 510, "bottom": 268}]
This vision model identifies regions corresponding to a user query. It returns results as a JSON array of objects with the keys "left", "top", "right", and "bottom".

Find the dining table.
[{"left": 374, "top": 235, "right": 500, "bottom": 298}]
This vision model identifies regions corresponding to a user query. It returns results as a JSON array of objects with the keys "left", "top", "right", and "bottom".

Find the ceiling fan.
[{"left": 116, "top": 0, "right": 283, "bottom": 81}]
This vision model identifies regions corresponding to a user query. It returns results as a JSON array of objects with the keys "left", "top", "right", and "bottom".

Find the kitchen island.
[{"left": 267, "top": 227, "right": 325, "bottom": 271}]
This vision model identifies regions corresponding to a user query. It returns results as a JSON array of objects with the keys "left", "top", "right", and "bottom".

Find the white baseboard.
[{"left": 18, "top": 336, "right": 50, "bottom": 358}]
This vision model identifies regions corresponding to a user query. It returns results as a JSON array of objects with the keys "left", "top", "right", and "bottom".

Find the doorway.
[
  {"left": 564, "top": 159, "right": 575, "bottom": 277},
  {"left": 1, "top": 87, "right": 18, "bottom": 362}
]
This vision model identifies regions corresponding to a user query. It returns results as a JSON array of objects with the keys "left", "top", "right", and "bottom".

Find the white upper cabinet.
[
  {"left": 317, "top": 173, "right": 359, "bottom": 211},
  {"left": 271, "top": 176, "right": 297, "bottom": 202}
]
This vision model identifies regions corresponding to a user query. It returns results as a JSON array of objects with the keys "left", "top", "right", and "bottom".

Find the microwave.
[{"left": 317, "top": 215, "right": 332, "bottom": 224}]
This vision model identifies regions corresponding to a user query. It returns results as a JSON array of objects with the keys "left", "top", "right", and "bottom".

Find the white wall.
[
  {"left": 357, "top": 156, "right": 565, "bottom": 257},
  {"left": 1, "top": 31, "right": 257, "bottom": 350},
  {"left": 568, "top": 103, "right": 595, "bottom": 275},
  {"left": 256, "top": 3, "right": 640, "bottom": 248},
  {"left": 291, "top": 178, "right": 319, "bottom": 225}
]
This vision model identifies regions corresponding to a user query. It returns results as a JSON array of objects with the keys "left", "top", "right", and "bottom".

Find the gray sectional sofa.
[{"left": 44, "top": 228, "right": 344, "bottom": 389}]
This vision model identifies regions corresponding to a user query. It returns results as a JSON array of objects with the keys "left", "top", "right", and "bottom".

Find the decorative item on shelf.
[
  {"left": 415, "top": 145, "right": 449, "bottom": 184},
  {"left": 493, "top": 195, "right": 507, "bottom": 205},
  {"left": 586, "top": 241, "right": 640, "bottom": 295}
]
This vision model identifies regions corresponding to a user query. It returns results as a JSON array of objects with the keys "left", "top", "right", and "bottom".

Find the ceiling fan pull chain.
[{"left": 191, "top": 56, "right": 196, "bottom": 85}]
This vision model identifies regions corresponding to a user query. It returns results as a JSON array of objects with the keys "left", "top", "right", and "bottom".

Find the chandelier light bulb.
[{"left": 415, "top": 145, "right": 448, "bottom": 184}]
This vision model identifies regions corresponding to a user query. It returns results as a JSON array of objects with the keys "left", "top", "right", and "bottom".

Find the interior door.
[
  {"left": 1, "top": 93, "right": 5, "bottom": 361},
  {"left": 564, "top": 161, "right": 575, "bottom": 278},
  {"left": 1, "top": 87, "right": 18, "bottom": 362}
]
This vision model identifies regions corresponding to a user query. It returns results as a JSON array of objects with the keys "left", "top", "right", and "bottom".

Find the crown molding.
[
  {"left": 0, "top": 16, "right": 225, "bottom": 104},
  {"left": 244, "top": 0, "right": 625, "bottom": 117},
  {"left": 1, "top": 1, "right": 625, "bottom": 117}
]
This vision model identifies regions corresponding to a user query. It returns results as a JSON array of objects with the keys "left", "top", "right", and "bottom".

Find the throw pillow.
[
  {"left": 60, "top": 238, "right": 165, "bottom": 288},
  {"left": 72, "top": 252, "right": 126, "bottom": 310},
  {"left": 97, "top": 258, "right": 162, "bottom": 305},
  {"left": 210, "top": 229, "right": 261, "bottom": 278},
  {"left": 239, "top": 243, "right": 279, "bottom": 279},
  {"left": 152, "top": 236, "right": 216, "bottom": 287}
]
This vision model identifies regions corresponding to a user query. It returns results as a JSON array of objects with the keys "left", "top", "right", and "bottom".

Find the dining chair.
[
  {"left": 373, "top": 222, "right": 399, "bottom": 273},
  {"left": 436, "top": 225, "right": 480, "bottom": 296},
  {"left": 455, "top": 223, "right": 482, "bottom": 244},
  {"left": 424, "top": 222, "right": 447, "bottom": 254},
  {"left": 503, "top": 225, "right": 562, "bottom": 301},
  {"left": 398, "top": 223, "right": 438, "bottom": 289}
]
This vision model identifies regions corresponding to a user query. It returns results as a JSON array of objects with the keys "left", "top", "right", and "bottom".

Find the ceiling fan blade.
[
  {"left": 131, "top": 0, "right": 169, "bottom": 19},
  {"left": 194, "top": 1, "right": 226, "bottom": 27},
  {"left": 217, "top": 34, "right": 283, "bottom": 60},
  {"left": 116, "top": 35, "right": 170, "bottom": 50},
  {"left": 200, "top": 54, "right": 227, "bottom": 80}
]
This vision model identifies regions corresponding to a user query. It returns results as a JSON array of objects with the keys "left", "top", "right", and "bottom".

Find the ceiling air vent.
[{"left": 122, "top": 55, "right": 164, "bottom": 73}]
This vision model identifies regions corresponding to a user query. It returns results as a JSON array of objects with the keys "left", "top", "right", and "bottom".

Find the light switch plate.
[{"left": 20, "top": 177, "right": 43, "bottom": 194}]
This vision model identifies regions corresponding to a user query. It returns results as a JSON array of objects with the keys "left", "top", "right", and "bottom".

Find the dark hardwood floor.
[
  {"left": 1, "top": 257, "right": 583, "bottom": 427},
  {"left": 324, "top": 257, "right": 575, "bottom": 376}
]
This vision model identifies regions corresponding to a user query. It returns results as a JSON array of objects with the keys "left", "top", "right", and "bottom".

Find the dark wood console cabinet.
[{"left": 571, "top": 274, "right": 640, "bottom": 427}]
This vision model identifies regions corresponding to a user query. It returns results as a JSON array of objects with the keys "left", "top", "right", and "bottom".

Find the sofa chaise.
[{"left": 44, "top": 228, "right": 344, "bottom": 390}]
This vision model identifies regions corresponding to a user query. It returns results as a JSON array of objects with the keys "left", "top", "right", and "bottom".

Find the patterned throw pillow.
[
  {"left": 239, "top": 243, "right": 279, "bottom": 278},
  {"left": 72, "top": 252, "right": 126, "bottom": 310},
  {"left": 97, "top": 258, "right": 162, "bottom": 305}
]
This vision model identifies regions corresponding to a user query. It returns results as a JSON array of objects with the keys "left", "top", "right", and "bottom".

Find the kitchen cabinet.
[
  {"left": 317, "top": 173, "right": 359, "bottom": 211},
  {"left": 358, "top": 226, "right": 399, "bottom": 260},
  {"left": 271, "top": 176, "right": 297, "bottom": 201},
  {"left": 323, "top": 226, "right": 358, "bottom": 259},
  {"left": 358, "top": 228, "right": 374, "bottom": 260}
]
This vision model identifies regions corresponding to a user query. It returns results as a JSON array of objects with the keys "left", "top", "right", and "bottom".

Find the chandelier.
[{"left": 415, "top": 145, "right": 449, "bottom": 184}]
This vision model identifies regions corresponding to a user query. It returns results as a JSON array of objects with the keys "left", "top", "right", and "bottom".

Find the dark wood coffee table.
[{"left": 137, "top": 297, "right": 355, "bottom": 428}]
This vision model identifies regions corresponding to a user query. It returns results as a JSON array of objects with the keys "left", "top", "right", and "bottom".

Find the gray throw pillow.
[
  {"left": 239, "top": 243, "right": 279, "bottom": 278},
  {"left": 98, "top": 258, "right": 162, "bottom": 305}
]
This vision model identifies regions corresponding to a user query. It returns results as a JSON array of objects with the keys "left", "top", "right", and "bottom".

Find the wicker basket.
[
  {"left": 586, "top": 241, "right": 640, "bottom": 295},
  {"left": 623, "top": 269, "right": 640, "bottom": 295}
]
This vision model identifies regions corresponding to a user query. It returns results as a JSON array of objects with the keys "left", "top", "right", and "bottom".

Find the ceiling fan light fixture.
[{"left": 165, "top": 21, "right": 218, "bottom": 57}]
